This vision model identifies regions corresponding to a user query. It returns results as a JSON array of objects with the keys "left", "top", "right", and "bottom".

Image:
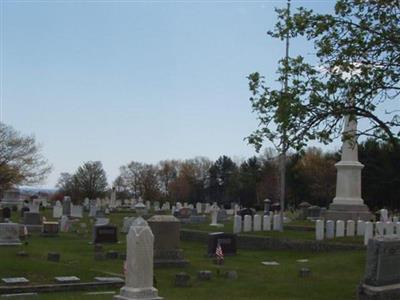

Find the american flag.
[{"left": 215, "top": 242, "right": 224, "bottom": 261}]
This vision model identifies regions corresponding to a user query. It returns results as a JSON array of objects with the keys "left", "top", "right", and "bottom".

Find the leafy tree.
[
  {"left": 117, "top": 161, "right": 162, "bottom": 202},
  {"left": 359, "top": 139, "right": 400, "bottom": 210},
  {"left": 248, "top": 0, "right": 400, "bottom": 152},
  {"left": 238, "top": 157, "right": 262, "bottom": 208},
  {"left": 208, "top": 156, "right": 239, "bottom": 206},
  {"left": 74, "top": 161, "right": 108, "bottom": 200},
  {"left": 292, "top": 148, "right": 337, "bottom": 207},
  {"left": 0, "top": 122, "right": 51, "bottom": 194}
]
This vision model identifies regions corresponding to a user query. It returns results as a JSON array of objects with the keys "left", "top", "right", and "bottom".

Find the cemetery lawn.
[
  {"left": 0, "top": 237, "right": 365, "bottom": 300},
  {"left": 1, "top": 210, "right": 365, "bottom": 299}
]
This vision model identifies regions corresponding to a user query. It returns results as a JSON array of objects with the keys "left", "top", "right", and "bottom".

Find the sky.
[{"left": 1, "top": 0, "right": 337, "bottom": 188}]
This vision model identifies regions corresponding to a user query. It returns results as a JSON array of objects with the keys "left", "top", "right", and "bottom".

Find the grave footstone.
[
  {"left": 47, "top": 252, "right": 60, "bottom": 262},
  {"left": 2, "top": 277, "right": 29, "bottom": 285},
  {"left": 174, "top": 273, "right": 191, "bottom": 287},
  {"left": 197, "top": 271, "right": 212, "bottom": 281},
  {"left": 54, "top": 276, "right": 80, "bottom": 283}
]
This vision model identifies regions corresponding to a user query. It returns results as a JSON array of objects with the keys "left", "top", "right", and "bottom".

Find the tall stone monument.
[
  {"left": 114, "top": 217, "right": 162, "bottom": 300},
  {"left": 148, "top": 215, "right": 189, "bottom": 267},
  {"left": 324, "top": 115, "right": 373, "bottom": 221}
]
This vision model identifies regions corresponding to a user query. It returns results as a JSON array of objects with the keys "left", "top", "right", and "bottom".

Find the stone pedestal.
[
  {"left": 148, "top": 215, "right": 188, "bottom": 267},
  {"left": 324, "top": 115, "right": 373, "bottom": 222}
]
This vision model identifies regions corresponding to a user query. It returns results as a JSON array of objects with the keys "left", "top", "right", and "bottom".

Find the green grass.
[{"left": 0, "top": 209, "right": 366, "bottom": 299}]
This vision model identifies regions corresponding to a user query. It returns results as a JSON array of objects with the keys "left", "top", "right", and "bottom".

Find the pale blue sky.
[{"left": 1, "top": 0, "right": 335, "bottom": 188}]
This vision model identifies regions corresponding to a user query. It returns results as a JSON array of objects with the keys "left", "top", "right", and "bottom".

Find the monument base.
[
  {"left": 323, "top": 203, "right": 374, "bottom": 221},
  {"left": 358, "top": 283, "right": 400, "bottom": 300},
  {"left": 114, "top": 286, "right": 162, "bottom": 300}
]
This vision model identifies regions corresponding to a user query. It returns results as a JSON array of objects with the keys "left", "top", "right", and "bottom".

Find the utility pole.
[{"left": 279, "top": 0, "right": 290, "bottom": 231}]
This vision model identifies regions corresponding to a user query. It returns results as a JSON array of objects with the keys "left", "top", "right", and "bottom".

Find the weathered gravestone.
[
  {"left": 114, "top": 217, "right": 162, "bottom": 300},
  {"left": 358, "top": 236, "right": 400, "bottom": 300},
  {"left": 207, "top": 232, "right": 237, "bottom": 256},
  {"left": 93, "top": 224, "right": 118, "bottom": 244},
  {"left": 23, "top": 212, "right": 41, "bottom": 225},
  {"left": 0, "top": 223, "right": 22, "bottom": 245},
  {"left": 148, "top": 215, "right": 189, "bottom": 267},
  {"left": 62, "top": 196, "right": 71, "bottom": 216}
]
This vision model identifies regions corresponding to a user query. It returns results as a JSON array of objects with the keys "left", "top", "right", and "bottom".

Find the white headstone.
[
  {"left": 326, "top": 220, "right": 335, "bottom": 239},
  {"left": 393, "top": 216, "right": 399, "bottom": 223},
  {"left": 364, "top": 222, "right": 373, "bottom": 246},
  {"left": 385, "top": 221, "right": 395, "bottom": 235},
  {"left": 70, "top": 205, "right": 83, "bottom": 218},
  {"left": 376, "top": 221, "right": 384, "bottom": 236},
  {"left": 336, "top": 220, "right": 345, "bottom": 237},
  {"left": 145, "top": 201, "right": 151, "bottom": 210},
  {"left": 60, "top": 215, "right": 69, "bottom": 233},
  {"left": 53, "top": 203, "right": 63, "bottom": 219},
  {"left": 380, "top": 209, "right": 389, "bottom": 222},
  {"left": 233, "top": 215, "right": 242, "bottom": 234},
  {"left": 196, "top": 203, "right": 202, "bottom": 214},
  {"left": 273, "top": 214, "right": 280, "bottom": 231},
  {"left": 243, "top": 215, "right": 252, "bottom": 232},
  {"left": 176, "top": 202, "right": 182, "bottom": 210},
  {"left": 346, "top": 220, "right": 355, "bottom": 236},
  {"left": 357, "top": 220, "right": 365, "bottom": 236},
  {"left": 205, "top": 203, "right": 210, "bottom": 214},
  {"left": 210, "top": 203, "right": 222, "bottom": 227},
  {"left": 253, "top": 215, "right": 261, "bottom": 231},
  {"left": 396, "top": 222, "right": 400, "bottom": 237},
  {"left": 263, "top": 215, "right": 271, "bottom": 231},
  {"left": 315, "top": 220, "right": 324, "bottom": 241},
  {"left": 114, "top": 217, "right": 162, "bottom": 300}
]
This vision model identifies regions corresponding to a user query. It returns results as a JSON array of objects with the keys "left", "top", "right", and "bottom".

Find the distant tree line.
[{"left": 54, "top": 140, "right": 400, "bottom": 210}]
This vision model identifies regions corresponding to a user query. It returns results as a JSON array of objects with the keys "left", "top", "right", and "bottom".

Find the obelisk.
[
  {"left": 114, "top": 217, "right": 162, "bottom": 300},
  {"left": 324, "top": 115, "right": 373, "bottom": 221}
]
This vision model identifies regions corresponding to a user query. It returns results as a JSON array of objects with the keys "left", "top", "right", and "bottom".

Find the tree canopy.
[
  {"left": 248, "top": 0, "right": 400, "bottom": 152},
  {"left": 0, "top": 122, "right": 51, "bottom": 193}
]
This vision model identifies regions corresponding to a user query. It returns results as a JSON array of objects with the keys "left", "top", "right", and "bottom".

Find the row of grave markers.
[
  {"left": 315, "top": 219, "right": 400, "bottom": 245},
  {"left": 232, "top": 214, "right": 282, "bottom": 233}
]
